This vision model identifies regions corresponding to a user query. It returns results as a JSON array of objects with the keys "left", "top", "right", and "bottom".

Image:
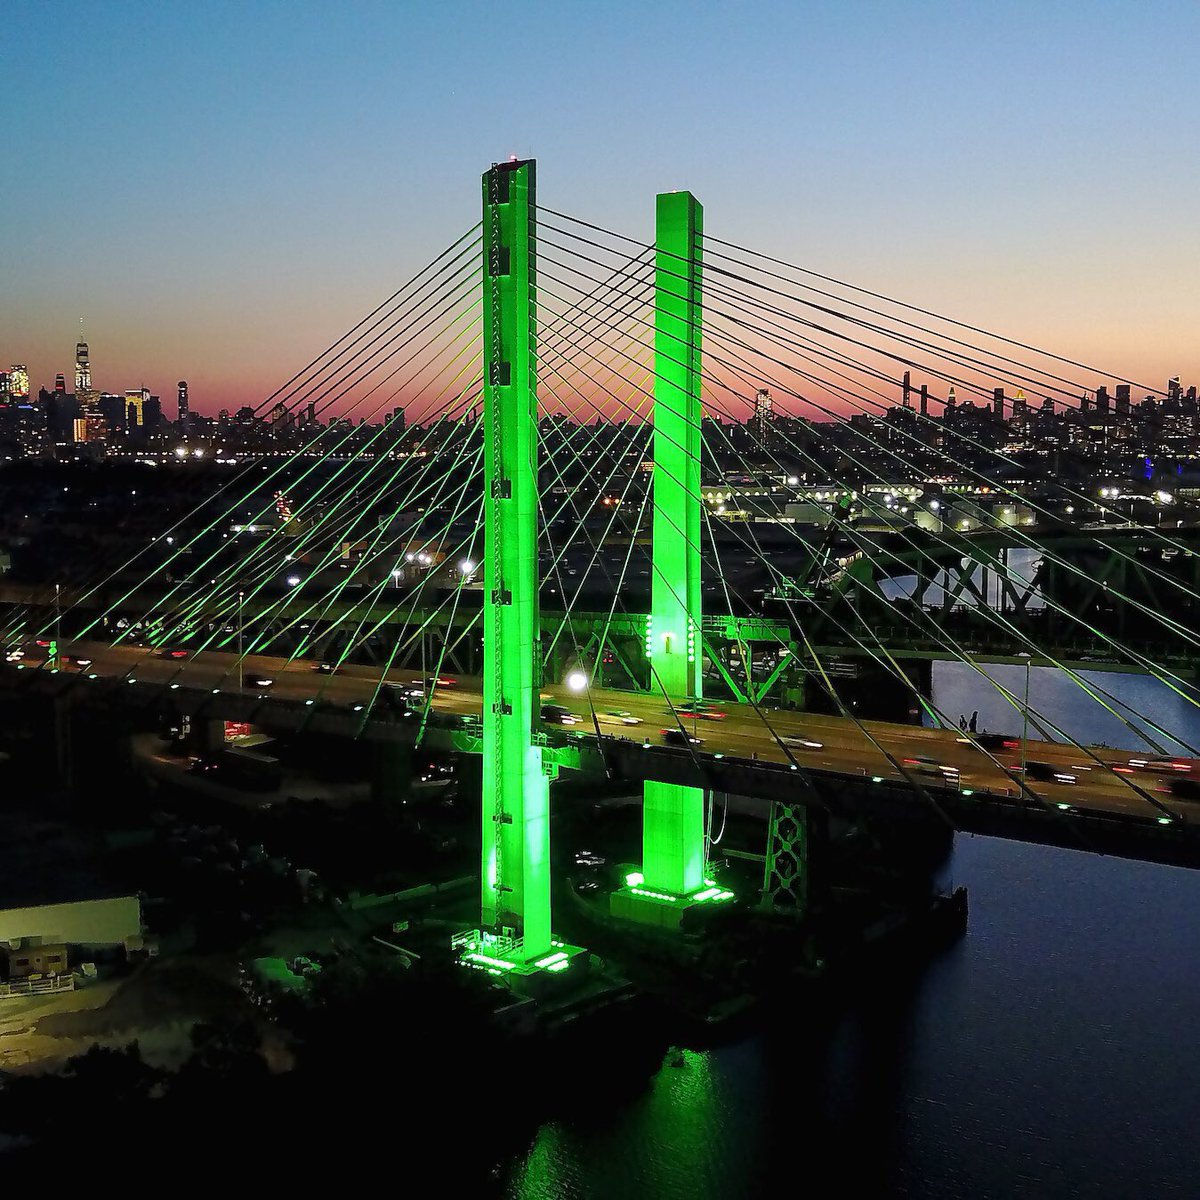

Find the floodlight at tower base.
[
  {"left": 453, "top": 929, "right": 590, "bottom": 998},
  {"left": 608, "top": 870, "right": 735, "bottom": 931}
]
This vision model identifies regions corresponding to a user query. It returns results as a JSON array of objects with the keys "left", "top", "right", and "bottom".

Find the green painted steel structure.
[
  {"left": 643, "top": 191, "right": 707, "bottom": 897},
  {"left": 480, "top": 159, "right": 552, "bottom": 961}
]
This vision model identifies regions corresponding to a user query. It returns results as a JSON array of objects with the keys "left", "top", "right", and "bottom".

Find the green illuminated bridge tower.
[
  {"left": 613, "top": 191, "right": 719, "bottom": 927},
  {"left": 459, "top": 158, "right": 584, "bottom": 983}
]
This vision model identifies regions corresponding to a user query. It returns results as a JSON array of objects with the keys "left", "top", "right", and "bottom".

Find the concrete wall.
[{"left": 0, "top": 896, "right": 141, "bottom": 949}]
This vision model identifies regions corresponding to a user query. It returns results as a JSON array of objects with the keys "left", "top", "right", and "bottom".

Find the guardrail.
[{"left": 0, "top": 975, "right": 75, "bottom": 998}]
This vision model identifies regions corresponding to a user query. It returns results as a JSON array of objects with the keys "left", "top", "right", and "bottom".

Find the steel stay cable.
[
  {"left": 536, "top": 203, "right": 1157, "bottom": 398},
  {"left": 248, "top": 223, "right": 481, "bottom": 418},
  {"left": 697, "top": 412, "right": 1185, "bottom": 823},
  {"left": 701, "top": 317, "right": 1200, "bottom": 688},
  {"left": 183, "top": 336, "right": 488, "bottom": 654},
  {"left": 537, "top": 274, "right": 1184, "bottom": 824},
  {"left": 554, "top": 236, "right": 1200, "bottom": 648},
  {"left": 309, "top": 447, "right": 487, "bottom": 711},
  {"left": 534, "top": 270, "right": 658, "bottom": 614},
  {"left": 59, "top": 265, "right": 483, "bottom": 644},
  {"left": 544, "top": 220, "right": 1193, "bottom": 578},
  {"left": 542, "top": 217, "right": 1099, "bottom": 411},
  {"left": 260, "top": 235, "right": 482, "bottom": 422},
  {"left": 700, "top": 231, "right": 1160, "bottom": 394},
  {"left": 546, "top": 236, "right": 1199, "bottom": 567},
  {"left": 694, "top": 326, "right": 1200, "bottom": 767},
  {"left": 90, "top": 333, "right": 484, "bottom": 700},
  {"left": 544, "top": 240, "right": 1200, "bottom": 666},
  {"left": 155, "top": 318, "right": 487, "bottom": 647},
  {"left": 531, "top": 297, "right": 844, "bottom": 794},
  {"left": 653, "top": 246, "right": 1200, "bottom": 573},
  {"left": 332, "top": 237, "right": 655, "bottom": 722},
  {"left": 7, "top": 261, "right": 482, "bottom": 652},
  {"left": 108, "top": 284, "right": 484, "bottom": 644},
  {"left": 689, "top": 375, "right": 1191, "bottom": 824},
  {"left": 237, "top": 389, "right": 485, "bottom": 674},
  {"left": 542, "top": 218, "right": 1190, "bottom": 825},
  {"left": 191, "top": 384, "right": 484, "bottom": 680}
]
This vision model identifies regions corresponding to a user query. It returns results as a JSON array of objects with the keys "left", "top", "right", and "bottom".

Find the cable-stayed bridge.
[{"left": 4, "top": 159, "right": 1199, "bottom": 985}]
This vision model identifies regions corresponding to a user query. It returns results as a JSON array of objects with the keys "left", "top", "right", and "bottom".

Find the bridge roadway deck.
[{"left": 13, "top": 636, "right": 1200, "bottom": 830}]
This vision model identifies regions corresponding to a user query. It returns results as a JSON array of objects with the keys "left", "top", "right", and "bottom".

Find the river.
[{"left": 504, "top": 663, "right": 1200, "bottom": 1198}]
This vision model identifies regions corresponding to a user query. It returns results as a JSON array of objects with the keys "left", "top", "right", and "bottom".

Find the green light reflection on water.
[{"left": 506, "top": 1048, "right": 723, "bottom": 1200}]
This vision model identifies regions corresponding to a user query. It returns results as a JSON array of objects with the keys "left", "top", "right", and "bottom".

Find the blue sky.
[{"left": 4, "top": 0, "right": 1197, "bottom": 410}]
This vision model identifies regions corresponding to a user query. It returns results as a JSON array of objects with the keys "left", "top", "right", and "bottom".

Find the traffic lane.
[
  {"left": 565, "top": 683, "right": 1168, "bottom": 784},
  {"left": 32, "top": 641, "right": 1192, "bottom": 821},
  {"left": 543, "top": 684, "right": 1185, "bottom": 820}
]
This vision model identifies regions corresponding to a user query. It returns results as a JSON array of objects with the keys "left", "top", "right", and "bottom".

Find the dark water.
[
  {"left": 505, "top": 836, "right": 1200, "bottom": 1199},
  {"left": 928, "top": 659, "right": 1200, "bottom": 757}
]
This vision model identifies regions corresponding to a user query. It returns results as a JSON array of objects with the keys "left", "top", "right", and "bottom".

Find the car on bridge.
[
  {"left": 245, "top": 673, "right": 274, "bottom": 690},
  {"left": 377, "top": 683, "right": 423, "bottom": 710},
  {"left": 971, "top": 733, "right": 1020, "bottom": 751},
  {"left": 1127, "top": 756, "right": 1192, "bottom": 774},
  {"left": 312, "top": 661, "right": 341, "bottom": 674},
  {"left": 160, "top": 648, "right": 190, "bottom": 660},
  {"left": 903, "top": 756, "right": 961, "bottom": 784},
  {"left": 1017, "top": 760, "right": 1078, "bottom": 785},
  {"left": 674, "top": 701, "right": 726, "bottom": 721},
  {"left": 598, "top": 710, "right": 640, "bottom": 726},
  {"left": 661, "top": 728, "right": 703, "bottom": 746},
  {"left": 541, "top": 704, "right": 580, "bottom": 726},
  {"left": 783, "top": 735, "right": 824, "bottom": 750}
]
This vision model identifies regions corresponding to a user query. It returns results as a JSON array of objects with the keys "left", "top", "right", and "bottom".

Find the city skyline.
[{"left": 5, "top": 1, "right": 1198, "bottom": 414}]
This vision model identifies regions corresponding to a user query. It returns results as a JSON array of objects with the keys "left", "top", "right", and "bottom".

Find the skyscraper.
[
  {"left": 126, "top": 388, "right": 148, "bottom": 427},
  {"left": 73, "top": 327, "right": 105, "bottom": 443},
  {"left": 754, "top": 388, "right": 773, "bottom": 442},
  {"left": 74, "top": 332, "right": 91, "bottom": 397},
  {"left": 8, "top": 365, "right": 29, "bottom": 400},
  {"left": 177, "top": 381, "right": 189, "bottom": 426}
]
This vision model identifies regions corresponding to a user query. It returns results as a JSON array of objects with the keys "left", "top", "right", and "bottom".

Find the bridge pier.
[{"left": 761, "top": 801, "right": 826, "bottom": 915}]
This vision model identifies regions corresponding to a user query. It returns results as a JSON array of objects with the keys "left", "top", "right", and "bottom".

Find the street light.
[
  {"left": 1017, "top": 652, "right": 1032, "bottom": 776},
  {"left": 566, "top": 670, "right": 588, "bottom": 693}
]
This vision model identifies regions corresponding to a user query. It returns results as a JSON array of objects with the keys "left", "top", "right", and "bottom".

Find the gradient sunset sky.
[{"left": 5, "top": 1, "right": 1197, "bottom": 415}]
